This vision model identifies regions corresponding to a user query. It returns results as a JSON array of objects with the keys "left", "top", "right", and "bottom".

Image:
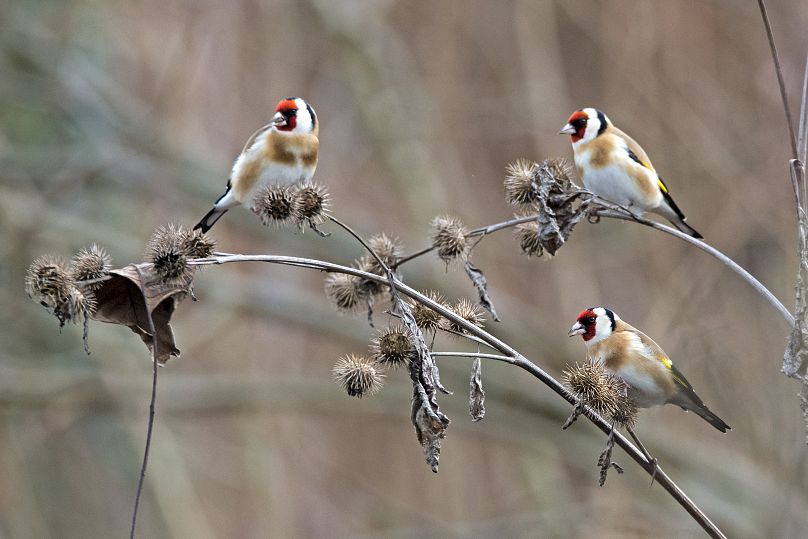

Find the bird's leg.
[{"left": 627, "top": 425, "right": 658, "bottom": 486}]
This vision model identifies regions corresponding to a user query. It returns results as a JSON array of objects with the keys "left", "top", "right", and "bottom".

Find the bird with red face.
[
  {"left": 559, "top": 108, "right": 702, "bottom": 238},
  {"left": 568, "top": 307, "right": 729, "bottom": 432},
  {"left": 194, "top": 97, "right": 319, "bottom": 233}
]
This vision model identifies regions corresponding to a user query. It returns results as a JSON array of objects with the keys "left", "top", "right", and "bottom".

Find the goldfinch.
[
  {"left": 568, "top": 307, "right": 729, "bottom": 432},
  {"left": 559, "top": 108, "right": 702, "bottom": 238},
  {"left": 194, "top": 97, "right": 319, "bottom": 233}
]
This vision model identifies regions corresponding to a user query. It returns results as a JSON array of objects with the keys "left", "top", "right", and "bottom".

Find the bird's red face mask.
[
  {"left": 272, "top": 99, "right": 299, "bottom": 132},
  {"left": 559, "top": 111, "right": 589, "bottom": 143},
  {"left": 568, "top": 308, "right": 598, "bottom": 341}
]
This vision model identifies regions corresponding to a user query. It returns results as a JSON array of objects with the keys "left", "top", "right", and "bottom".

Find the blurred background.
[{"left": 2, "top": 1, "right": 807, "bottom": 537}]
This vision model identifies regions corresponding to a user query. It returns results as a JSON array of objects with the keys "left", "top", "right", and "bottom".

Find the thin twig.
[
  {"left": 798, "top": 55, "right": 808, "bottom": 164},
  {"left": 757, "top": 0, "right": 799, "bottom": 158},
  {"left": 189, "top": 252, "right": 727, "bottom": 539},
  {"left": 393, "top": 214, "right": 540, "bottom": 268},
  {"left": 130, "top": 267, "right": 159, "bottom": 539},
  {"left": 430, "top": 351, "right": 517, "bottom": 364}
]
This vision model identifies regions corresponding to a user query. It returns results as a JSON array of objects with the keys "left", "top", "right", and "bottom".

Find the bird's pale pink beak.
[
  {"left": 271, "top": 111, "right": 287, "bottom": 127},
  {"left": 559, "top": 123, "right": 576, "bottom": 135},
  {"left": 568, "top": 322, "right": 585, "bottom": 337}
]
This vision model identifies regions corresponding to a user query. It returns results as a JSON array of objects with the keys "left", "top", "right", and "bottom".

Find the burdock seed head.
[
  {"left": 607, "top": 378, "right": 639, "bottom": 428},
  {"left": 54, "top": 286, "right": 97, "bottom": 326},
  {"left": 562, "top": 361, "right": 620, "bottom": 417},
  {"left": 504, "top": 158, "right": 539, "bottom": 206},
  {"left": 26, "top": 255, "right": 73, "bottom": 306},
  {"left": 366, "top": 233, "right": 403, "bottom": 271},
  {"left": 70, "top": 244, "right": 111, "bottom": 286},
  {"left": 183, "top": 230, "right": 216, "bottom": 259},
  {"left": 431, "top": 216, "right": 468, "bottom": 263},
  {"left": 514, "top": 217, "right": 544, "bottom": 257},
  {"left": 371, "top": 325, "right": 417, "bottom": 369},
  {"left": 409, "top": 290, "right": 446, "bottom": 332},
  {"left": 536, "top": 157, "right": 573, "bottom": 188},
  {"left": 145, "top": 224, "right": 191, "bottom": 282},
  {"left": 253, "top": 184, "right": 297, "bottom": 226},
  {"left": 447, "top": 297, "right": 485, "bottom": 334},
  {"left": 26, "top": 255, "right": 96, "bottom": 327},
  {"left": 325, "top": 273, "right": 364, "bottom": 312},
  {"left": 294, "top": 183, "right": 329, "bottom": 225},
  {"left": 332, "top": 354, "right": 385, "bottom": 398}
]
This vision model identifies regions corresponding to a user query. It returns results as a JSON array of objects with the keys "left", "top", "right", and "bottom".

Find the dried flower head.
[
  {"left": 26, "top": 255, "right": 73, "bottom": 307},
  {"left": 606, "top": 377, "right": 639, "bottom": 428},
  {"left": 431, "top": 216, "right": 469, "bottom": 263},
  {"left": 145, "top": 224, "right": 191, "bottom": 282},
  {"left": 332, "top": 354, "right": 385, "bottom": 398},
  {"left": 294, "top": 183, "right": 329, "bottom": 226},
  {"left": 514, "top": 217, "right": 543, "bottom": 257},
  {"left": 504, "top": 158, "right": 539, "bottom": 206},
  {"left": 562, "top": 361, "right": 620, "bottom": 416},
  {"left": 610, "top": 392, "right": 639, "bottom": 429},
  {"left": 447, "top": 297, "right": 485, "bottom": 333},
  {"left": 371, "top": 325, "right": 417, "bottom": 369},
  {"left": 70, "top": 245, "right": 111, "bottom": 286},
  {"left": 54, "top": 286, "right": 97, "bottom": 326},
  {"left": 366, "top": 233, "right": 403, "bottom": 272},
  {"left": 409, "top": 291, "right": 446, "bottom": 332},
  {"left": 183, "top": 230, "right": 216, "bottom": 259},
  {"left": 325, "top": 273, "right": 364, "bottom": 312},
  {"left": 253, "top": 184, "right": 297, "bottom": 226}
]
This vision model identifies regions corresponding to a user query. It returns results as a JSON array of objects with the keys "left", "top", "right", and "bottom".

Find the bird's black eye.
[
  {"left": 284, "top": 108, "right": 297, "bottom": 116},
  {"left": 572, "top": 118, "right": 587, "bottom": 127}
]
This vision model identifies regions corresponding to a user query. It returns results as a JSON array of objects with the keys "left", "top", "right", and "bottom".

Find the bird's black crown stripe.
[
  {"left": 596, "top": 110, "right": 608, "bottom": 137},
  {"left": 306, "top": 102, "right": 316, "bottom": 129},
  {"left": 604, "top": 308, "right": 616, "bottom": 331}
]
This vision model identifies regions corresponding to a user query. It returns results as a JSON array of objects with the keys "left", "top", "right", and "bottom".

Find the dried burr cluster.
[
  {"left": 324, "top": 233, "right": 404, "bottom": 313},
  {"left": 327, "top": 282, "right": 485, "bottom": 399},
  {"left": 25, "top": 245, "right": 110, "bottom": 328},
  {"left": 26, "top": 224, "right": 216, "bottom": 357},
  {"left": 504, "top": 157, "right": 591, "bottom": 257},
  {"left": 252, "top": 183, "right": 329, "bottom": 231}
]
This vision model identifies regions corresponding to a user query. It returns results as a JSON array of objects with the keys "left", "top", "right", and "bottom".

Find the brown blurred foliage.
[{"left": 2, "top": 1, "right": 808, "bottom": 537}]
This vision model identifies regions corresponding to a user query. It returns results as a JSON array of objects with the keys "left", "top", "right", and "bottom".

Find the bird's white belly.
[
  {"left": 577, "top": 159, "right": 659, "bottom": 211},
  {"left": 613, "top": 362, "right": 668, "bottom": 408},
  {"left": 257, "top": 160, "right": 313, "bottom": 186}
]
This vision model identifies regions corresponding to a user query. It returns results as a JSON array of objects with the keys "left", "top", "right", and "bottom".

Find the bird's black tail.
[
  {"left": 683, "top": 402, "right": 731, "bottom": 433},
  {"left": 672, "top": 217, "right": 704, "bottom": 239},
  {"left": 194, "top": 207, "right": 228, "bottom": 233}
]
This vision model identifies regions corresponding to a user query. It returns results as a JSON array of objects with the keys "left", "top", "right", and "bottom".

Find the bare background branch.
[{"left": 3, "top": 0, "right": 808, "bottom": 537}]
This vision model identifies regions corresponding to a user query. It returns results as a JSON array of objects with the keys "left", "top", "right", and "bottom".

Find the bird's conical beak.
[
  {"left": 559, "top": 123, "right": 576, "bottom": 135},
  {"left": 568, "top": 322, "right": 585, "bottom": 337},
  {"left": 271, "top": 111, "right": 287, "bottom": 127}
]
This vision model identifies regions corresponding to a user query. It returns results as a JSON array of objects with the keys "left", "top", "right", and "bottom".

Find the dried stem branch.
[
  {"left": 393, "top": 214, "right": 540, "bottom": 268},
  {"left": 396, "top": 196, "right": 794, "bottom": 327},
  {"left": 189, "top": 252, "right": 727, "bottom": 538},
  {"left": 130, "top": 266, "right": 159, "bottom": 539},
  {"left": 430, "top": 351, "right": 517, "bottom": 364},
  {"left": 757, "top": 0, "right": 799, "bottom": 158},
  {"left": 590, "top": 199, "right": 795, "bottom": 327}
]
